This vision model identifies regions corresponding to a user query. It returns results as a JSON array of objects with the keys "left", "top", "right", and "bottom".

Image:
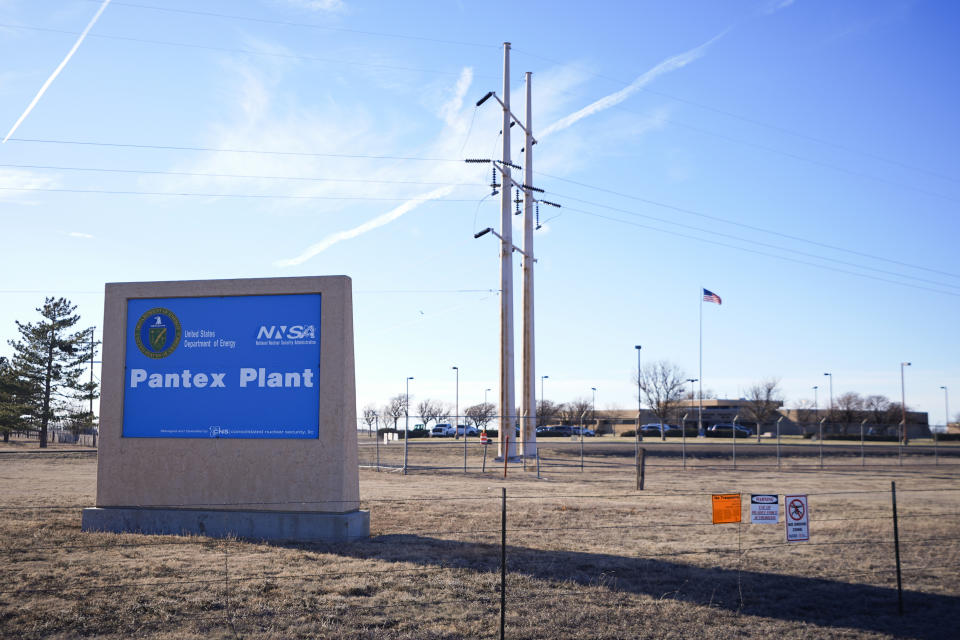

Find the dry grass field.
[{"left": 1, "top": 438, "right": 958, "bottom": 639}]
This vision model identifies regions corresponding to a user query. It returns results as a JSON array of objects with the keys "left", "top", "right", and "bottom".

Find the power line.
[
  {"left": 0, "top": 21, "right": 492, "bottom": 79},
  {"left": 562, "top": 204, "right": 960, "bottom": 298},
  {"left": 0, "top": 162, "right": 481, "bottom": 187},
  {"left": 0, "top": 185, "right": 484, "bottom": 201},
  {"left": 5, "top": 136, "right": 459, "bottom": 162},
  {"left": 536, "top": 170, "right": 960, "bottom": 280},
  {"left": 513, "top": 48, "right": 958, "bottom": 186},
  {"left": 552, "top": 193, "right": 960, "bottom": 291},
  {"left": 92, "top": 0, "right": 497, "bottom": 50}
]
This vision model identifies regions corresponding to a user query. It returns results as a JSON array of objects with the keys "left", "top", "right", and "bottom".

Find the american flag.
[{"left": 703, "top": 289, "right": 722, "bottom": 305}]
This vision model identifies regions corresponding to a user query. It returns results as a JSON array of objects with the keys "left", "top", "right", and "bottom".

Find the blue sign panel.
[{"left": 123, "top": 294, "right": 321, "bottom": 438}]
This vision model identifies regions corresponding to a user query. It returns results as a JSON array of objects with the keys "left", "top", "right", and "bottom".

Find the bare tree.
[
  {"left": 682, "top": 388, "right": 717, "bottom": 400},
  {"left": 835, "top": 392, "right": 863, "bottom": 435},
  {"left": 382, "top": 395, "right": 405, "bottom": 430},
  {"left": 464, "top": 402, "right": 496, "bottom": 431},
  {"left": 536, "top": 399, "right": 559, "bottom": 427},
  {"left": 362, "top": 405, "right": 378, "bottom": 435},
  {"left": 638, "top": 361, "right": 687, "bottom": 441},
  {"left": 863, "top": 394, "right": 890, "bottom": 429},
  {"left": 416, "top": 399, "right": 445, "bottom": 431},
  {"left": 565, "top": 398, "right": 593, "bottom": 430},
  {"left": 744, "top": 378, "right": 782, "bottom": 440},
  {"left": 793, "top": 399, "right": 817, "bottom": 433}
]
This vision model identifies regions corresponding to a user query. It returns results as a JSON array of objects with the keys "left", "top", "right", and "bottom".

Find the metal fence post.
[
  {"left": 891, "top": 481, "right": 904, "bottom": 615},
  {"left": 819, "top": 418, "right": 825, "bottom": 470},
  {"left": 500, "top": 487, "right": 507, "bottom": 640},
  {"left": 861, "top": 419, "right": 867, "bottom": 468},
  {"left": 776, "top": 417, "right": 782, "bottom": 470},
  {"left": 636, "top": 448, "right": 646, "bottom": 490}
]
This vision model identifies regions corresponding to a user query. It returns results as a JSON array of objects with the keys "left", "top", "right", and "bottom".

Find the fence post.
[
  {"left": 732, "top": 414, "right": 739, "bottom": 470},
  {"left": 819, "top": 418, "right": 825, "bottom": 470},
  {"left": 580, "top": 432, "right": 584, "bottom": 472},
  {"left": 500, "top": 487, "right": 507, "bottom": 640},
  {"left": 503, "top": 436, "right": 510, "bottom": 478},
  {"left": 536, "top": 447, "right": 541, "bottom": 479},
  {"left": 898, "top": 421, "right": 904, "bottom": 466},
  {"left": 891, "top": 481, "right": 904, "bottom": 615},
  {"left": 483, "top": 440, "right": 488, "bottom": 473},
  {"left": 776, "top": 417, "right": 782, "bottom": 470},
  {"left": 636, "top": 447, "right": 646, "bottom": 490},
  {"left": 861, "top": 419, "right": 867, "bottom": 468}
]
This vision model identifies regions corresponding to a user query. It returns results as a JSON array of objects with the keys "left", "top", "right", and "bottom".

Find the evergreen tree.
[
  {"left": 7, "top": 298, "right": 98, "bottom": 448},
  {"left": 0, "top": 356, "right": 33, "bottom": 443}
]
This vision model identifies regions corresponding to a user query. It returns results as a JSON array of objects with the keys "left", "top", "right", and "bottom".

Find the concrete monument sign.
[{"left": 82, "top": 276, "right": 368, "bottom": 542}]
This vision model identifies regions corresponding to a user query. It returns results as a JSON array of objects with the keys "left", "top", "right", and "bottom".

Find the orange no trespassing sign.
[{"left": 712, "top": 493, "right": 742, "bottom": 524}]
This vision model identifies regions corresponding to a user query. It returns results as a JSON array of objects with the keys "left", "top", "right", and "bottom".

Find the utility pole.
[
  {"left": 520, "top": 70, "right": 537, "bottom": 460},
  {"left": 498, "top": 42, "right": 517, "bottom": 460},
  {"left": 470, "top": 43, "right": 557, "bottom": 461}
]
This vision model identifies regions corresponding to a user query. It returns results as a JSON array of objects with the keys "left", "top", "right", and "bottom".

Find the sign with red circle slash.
[{"left": 785, "top": 495, "right": 809, "bottom": 542}]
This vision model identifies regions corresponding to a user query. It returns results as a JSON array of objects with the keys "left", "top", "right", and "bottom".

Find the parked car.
[
  {"left": 537, "top": 425, "right": 575, "bottom": 437},
  {"left": 639, "top": 423, "right": 667, "bottom": 435},
  {"left": 431, "top": 423, "right": 455, "bottom": 437},
  {"left": 708, "top": 423, "right": 753, "bottom": 437},
  {"left": 455, "top": 425, "right": 479, "bottom": 437},
  {"left": 570, "top": 427, "right": 596, "bottom": 437}
]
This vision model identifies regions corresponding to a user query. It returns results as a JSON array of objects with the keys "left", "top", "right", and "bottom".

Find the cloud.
[
  {"left": 439, "top": 67, "right": 473, "bottom": 128},
  {"left": 763, "top": 0, "right": 796, "bottom": 14},
  {"left": 275, "top": 186, "right": 454, "bottom": 266},
  {"left": 280, "top": 0, "right": 345, "bottom": 11},
  {"left": 68, "top": 231, "right": 94, "bottom": 239},
  {"left": 0, "top": 169, "right": 58, "bottom": 203},
  {"left": 539, "top": 32, "right": 725, "bottom": 138}
]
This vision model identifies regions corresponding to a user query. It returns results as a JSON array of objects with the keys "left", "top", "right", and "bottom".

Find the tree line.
[{"left": 0, "top": 298, "right": 99, "bottom": 447}]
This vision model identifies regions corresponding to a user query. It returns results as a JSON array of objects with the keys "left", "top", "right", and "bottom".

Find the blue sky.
[{"left": 1, "top": 0, "right": 957, "bottom": 424}]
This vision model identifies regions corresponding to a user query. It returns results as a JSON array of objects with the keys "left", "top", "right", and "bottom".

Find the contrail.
[
  {"left": 275, "top": 185, "right": 455, "bottom": 267},
  {"left": 539, "top": 31, "right": 726, "bottom": 138},
  {"left": 3, "top": 0, "right": 112, "bottom": 143}
]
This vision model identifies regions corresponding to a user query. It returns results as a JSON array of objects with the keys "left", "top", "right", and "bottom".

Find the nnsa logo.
[{"left": 256, "top": 324, "right": 316, "bottom": 340}]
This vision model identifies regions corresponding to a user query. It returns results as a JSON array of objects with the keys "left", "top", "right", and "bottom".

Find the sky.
[{"left": 0, "top": 0, "right": 958, "bottom": 426}]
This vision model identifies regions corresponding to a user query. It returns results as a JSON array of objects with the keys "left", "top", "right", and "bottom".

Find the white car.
[
  {"left": 455, "top": 425, "right": 479, "bottom": 437},
  {"left": 431, "top": 423, "right": 456, "bottom": 437}
]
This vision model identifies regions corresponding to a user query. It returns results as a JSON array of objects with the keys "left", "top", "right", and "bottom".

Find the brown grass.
[{"left": 0, "top": 440, "right": 958, "bottom": 639}]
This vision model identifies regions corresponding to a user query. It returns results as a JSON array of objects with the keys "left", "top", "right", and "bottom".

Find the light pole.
[
  {"left": 941, "top": 385, "right": 950, "bottom": 433},
  {"left": 540, "top": 375, "right": 548, "bottom": 405},
  {"left": 485, "top": 388, "right": 491, "bottom": 405},
  {"left": 591, "top": 387, "right": 597, "bottom": 433},
  {"left": 813, "top": 385, "right": 819, "bottom": 432},
  {"left": 900, "top": 362, "right": 911, "bottom": 445},
  {"left": 823, "top": 373, "right": 833, "bottom": 436},
  {"left": 454, "top": 366, "right": 465, "bottom": 472},
  {"left": 940, "top": 385, "right": 948, "bottom": 464},
  {"left": 635, "top": 346, "right": 642, "bottom": 444},
  {"left": 402, "top": 376, "right": 414, "bottom": 475}
]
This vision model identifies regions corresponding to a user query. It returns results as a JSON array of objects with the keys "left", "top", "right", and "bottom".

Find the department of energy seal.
[{"left": 134, "top": 308, "right": 182, "bottom": 359}]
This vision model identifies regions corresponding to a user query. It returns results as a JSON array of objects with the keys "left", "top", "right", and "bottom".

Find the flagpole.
[{"left": 698, "top": 286, "right": 703, "bottom": 437}]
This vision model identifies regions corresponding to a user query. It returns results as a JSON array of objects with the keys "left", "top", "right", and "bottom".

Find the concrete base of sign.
[{"left": 81, "top": 507, "right": 369, "bottom": 543}]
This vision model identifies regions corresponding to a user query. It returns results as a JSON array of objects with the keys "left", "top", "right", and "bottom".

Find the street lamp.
[
  {"left": 900, "top": 362, "right": 911, "bottom": 445},
  {"left": 813, "top": 385, "right": 819, "bottom": 424},
  {"left": 685, "top": 378, "right": 697, "bottom": 432},
  {"left": 942, "top": 386, "right": 950, "bottom": 432},
  {"left": 823, "top": 373, "right": 833, "bottom": 413},
  {"left": 635, "top": 346, "right": 642, "bottom": 443},
  {"left": 540, "top": 375, "right": 549, "bottom": 404},
  {"left": 402, "top": 376, "right": 414, "bottom": 475},
  {"left": 590, "top": 386, "right": 597, "bottom": 437},
  {"left": 485, "top": 388, "right": 491, "bottom": 405},
  {"left": 454, "top": 366, "right": 465, "bottom": 471}
]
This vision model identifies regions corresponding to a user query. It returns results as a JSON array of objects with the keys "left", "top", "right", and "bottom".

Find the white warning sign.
[
  {"left": 750, "top": 494, "right": 779, "bottom": 524},
  {"left": 785, "top": 494, "right": 809, "bottom": 542}
]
